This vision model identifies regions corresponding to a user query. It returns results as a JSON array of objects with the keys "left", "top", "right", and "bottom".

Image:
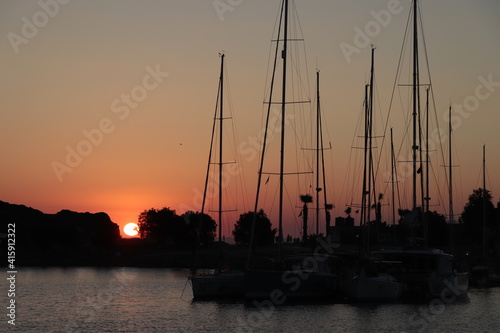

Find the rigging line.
[
  {"left": 416, "top": 2, "right": 449, "bottom": 206},
  {"left": 343, "top": 99, "right": 364, "bottom": 208},
  {"left": 247, "top": 0, "right": 285, "bottom": 269},
  {"left": 192, "top": 55, "right": 224, "bottom": 273},
  {"left": 486, "top": 161, "right": 492, "bottom": 192},
  {"left": 202, "top": 71, "right": 223, "bottom": 215},
  {"left": 262, "top": 0, "right": 287, "bottom": 101},
  {"left": 372, "top": 69, "right": 392, "bottom": 201},
  {"left": 421, "top": 41, "right": 448, "bottom": 201},
  {"left": 380, "top": 1, "right": 413, "bottom": 175},
  {"left": 430, "top": 157, "right": 445, "bottom": 213},
  {"left": 290, "top": 0, "right": 311, "bottom": 102}
]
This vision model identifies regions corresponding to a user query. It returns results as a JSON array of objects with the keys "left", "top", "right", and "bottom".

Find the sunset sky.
[{"left": 1, "top": 0, "right": 499, "bottom": 238}]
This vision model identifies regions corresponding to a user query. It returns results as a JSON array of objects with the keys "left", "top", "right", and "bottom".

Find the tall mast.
[
  {"left": 483, "top": 144, "right": 487, "bottom": 258},
  {"left": 195, "top": 53, "right": 228, "bottom": 272},
  {"left": 425, "top": 88, "right": 430, "bottom": 214},
  {"left": 320, "top": 125, "right": 331, "bottom": 236},
  {"left": 278, "top": 0, "right": 289, "bottom": 247},
  {"left": 423, "top": 87, "right": 430, "bottom": 245},
  {"left": 391, "top": 128, "right": 396, "bottom": 226},
  {"left": 361, "top": 83, "right": 369, "bottom": 228},
  {"left": 315, "top": 71, "right": 320, "bottom": 235},
  {"left": 368, "top": 46, "right": 375, "bottom": 226},
  {"left": 313, "top": 70, "right": 332, "bottom": 236},
  {"left": 360, "top": 47, "right": 375, "bottom": 251},
  {"left": 367, "top": 47, "right": 375, "bottom": 252},
  {"left": 412, "top": 0, "right": 420, "bottom": 210},
  {"left": 247, "top": 6, "right": 284, "bottom": 268},
  {"left": 448, "top": 106, "right": 454, "bottom": 253},
  {"left": 218, "top": 53, "right": 224, "bottom": 242}
]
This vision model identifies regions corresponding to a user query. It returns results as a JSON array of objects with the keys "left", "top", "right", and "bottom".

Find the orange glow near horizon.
[{"left": 1, "top": 1, "right": 499, "bottom": 241}]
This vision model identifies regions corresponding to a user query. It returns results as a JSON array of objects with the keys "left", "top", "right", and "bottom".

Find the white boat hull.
[
  {"left": 191, "top": 271, "right": 245, "bottom": 298},
  {"left": 244, "top": 269, "right": 337, "bottom": 300},
  {"left": 344, "top": 273, "right": 402, "bottom": 301}
]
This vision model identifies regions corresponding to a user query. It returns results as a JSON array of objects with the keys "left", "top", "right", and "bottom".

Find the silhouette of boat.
[
  {"left": 191, "top": 269, "right": 245, "bottom": 299},
  {"left": 362, "top": 0, "right": 469, "bottom": 301},
  {"left": 245, "top": 253, "right": 341, "bottom": 300},
  {"left": 371, "top": 248, "right": 468, "bottom": 299},
  {"left": 244, "top": 0, "right": 340, "bottom": 301},
  {"left": 341, "top": 46, "right": 403, "bottom": 302},
  {"left": 190, "top": 53, "right": 245, "bottom": 299},
  {"left": 341, "top": 256, "right": 402, "bottom": 301}
]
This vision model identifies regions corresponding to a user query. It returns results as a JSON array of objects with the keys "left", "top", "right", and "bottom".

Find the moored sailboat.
[
  {"left": 372, "top": 0, "right": 468, "bottom": 300},
  {"left": 190, "top": 53, "right": 245, "bottom": 299},
  {"left": 341, "top": 47, "right": 402, "bottom": 301},
  {"left": 244, "top": 0, "right": 339, "bottom": 301}
]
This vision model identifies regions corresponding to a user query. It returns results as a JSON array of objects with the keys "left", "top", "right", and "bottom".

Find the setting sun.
[{"left": 123, "top": 223, "right": 139, "bottom": 237}]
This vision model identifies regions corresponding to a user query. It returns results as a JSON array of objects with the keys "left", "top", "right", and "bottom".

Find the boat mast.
[
  {"left": 247, "top": 0, "right": 286, "bottom": 268},
  {"left": 425, "top": 88, "right": 430, "bottom": 211},
  {"left": 278, "top": 0, "right": 289, "bottom": 247},
  {"left": 448, "top": 106, "right": 454, "bottom": 253},
  {"left": 390, "top": 128, "right": 396, "bottom": 226},
  {"left": 315, "top": 71, "right": 320, "bottom": 235},
  {"left": 321, "top": 141, "right": 332, "bottom": 236},
  {"left": 367, "top": 46, "right": 376, "bottom": 252},
  {"left": 423, "top": 87, "right": 430, "bottom": 245},
  {"left": 317, "top": 71, "right": 332, "bottom": 236},
  {"left": 412, "top": 0, "right": 420, "bottom": 211},
  {"left": 361, "top": 83, "right": 369, "bottom": 228},
  {"left": 193, "top": 53, "right": 226, "bottom": 272},
  {"left": 368, "top": 46, "right": 375, "bottom": 226},
  {"left": 360, "top": 47, "right": 375, "bottom": 252},
  {"left": 218, "top": 53, "right": 225, "bottom": 242},
  {"left": 483, "top": 144, "right": 487, "bottom": 258}
]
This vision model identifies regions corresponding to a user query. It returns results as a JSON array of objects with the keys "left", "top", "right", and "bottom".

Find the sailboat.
[
  {"left": 244, "top": 0, "right": 340, "bottom": 301},
  {"left": 190, "top": 53, "right": 245, "bottom": 299},
  {"left": 341, "top": 47, "right": 402, "bottom": 302},
  {"left": 372, "top": 0, "right": 468, "bottom": 300}
]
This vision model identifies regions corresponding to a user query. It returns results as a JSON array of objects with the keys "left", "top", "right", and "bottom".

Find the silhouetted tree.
[
  {"left": 398, "top": 208, "right": 411, "bottom": 221},
  {"left": 138, "top": 207, "right": 186, "bottom": 248},
  {"left": 233, "top": 210, "right": 277, "bottom": 246},
  {"left": 181, "top": 211, "right": 216, "bottom": 246},
  {"left": 460, "top": 188, "right": 497, "bottom": 247},
  {"left": 426, "top": 210, "right": 448, "bottom": 248}
]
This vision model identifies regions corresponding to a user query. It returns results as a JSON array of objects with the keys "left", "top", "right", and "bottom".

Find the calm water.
[{"left": 4, "top": 267, "right": 500, "bottom": 332}]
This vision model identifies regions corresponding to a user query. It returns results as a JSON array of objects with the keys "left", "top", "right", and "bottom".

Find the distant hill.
[{"left": 1, "top": 201, "right": 120, "bottom": 266}]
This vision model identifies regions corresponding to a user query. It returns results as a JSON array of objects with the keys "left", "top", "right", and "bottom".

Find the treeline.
[
  {"left": 1, "top": 186, "right": 498, "bottom": 267},
  {"left": 137, "top": 208, "right": 216, "bottom": 248},
  {"left": 335, "top": 188, "right": 500, "bottom": 264},
  {"left": 137, "top": 208, "right": 277, "bottom": 248}
]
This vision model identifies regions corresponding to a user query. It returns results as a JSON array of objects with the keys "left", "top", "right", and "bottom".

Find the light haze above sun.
[{"left": 124, "top": 223, "right": 139, "bottom": 237}]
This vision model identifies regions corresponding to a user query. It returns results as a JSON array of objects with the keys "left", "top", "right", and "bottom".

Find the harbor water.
[{"left": 4, "top": 267, "right": 500, "bottom": 332}]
